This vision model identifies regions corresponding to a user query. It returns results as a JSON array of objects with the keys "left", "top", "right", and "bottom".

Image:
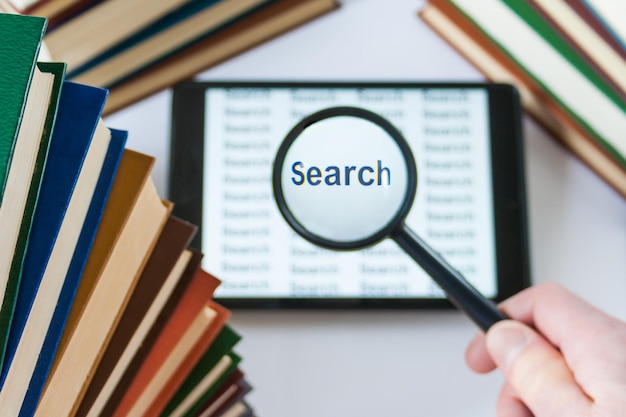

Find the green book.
[
  {"left": 501, "top": 0, "right": 626, "bottom": 112},
  {"left": 0, "top": 62, "right": 66, "bottom": 371},
  {"left": 450, "top": 0, "right": 626, "bottom": 168},
  {"left": 162, "top": 326, "right": 242, "bottom": 417},
  {"left": 0, "top": 13, "right": 47, "bottom": 203}
]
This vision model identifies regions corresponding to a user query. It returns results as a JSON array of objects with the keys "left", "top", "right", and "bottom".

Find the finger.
[
  {"left": 486, "top": 320, "right": 591, "bottom": 416},
  {"left": 464, "top": 331, "right": 495, "bottom": 373},
  {"left": 498, "top": 283, "right": 626, "bottom": 387},
  {"left": 496, "top": 382, "right": 532, "bottom": 417}
]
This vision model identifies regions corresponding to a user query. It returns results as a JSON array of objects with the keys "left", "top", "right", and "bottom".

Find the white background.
[{"left": 105, "top": 1, "right": 626, "bottom": 416}]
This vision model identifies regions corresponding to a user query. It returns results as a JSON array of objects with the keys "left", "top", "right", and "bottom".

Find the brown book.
[
  {"left": 102, "top": 0, "right": 339, "bottom": 115},
  {"left": 100, "top": 249, "right": 203, "bottom": 417},
  {"left": 419, "top": 0, "right": 626, "bottom": 198},
  {"left": 75, "top": 216, "right": 197, "bottom": 417},
  {"left": 35, "top": 150, "right": 173, "bottom": 417},
  {"left": 110, "top": 268, "right": 226, "bottom": 417}
]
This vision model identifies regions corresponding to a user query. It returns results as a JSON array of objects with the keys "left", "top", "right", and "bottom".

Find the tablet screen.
[
  {"left": 205, "top": 86, "right": 494, "bottom": 298},
  {"left": 170, "top": 82, "right": 529, "bottom": 308}
]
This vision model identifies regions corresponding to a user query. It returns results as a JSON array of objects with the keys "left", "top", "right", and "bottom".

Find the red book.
[{"left": 111, "top": 268, "right": 230, "bottom": 417}]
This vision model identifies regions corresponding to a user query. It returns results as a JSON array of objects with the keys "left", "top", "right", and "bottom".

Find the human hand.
[{"left": 465, "top": 282, "right": 626, "bottom": 417}]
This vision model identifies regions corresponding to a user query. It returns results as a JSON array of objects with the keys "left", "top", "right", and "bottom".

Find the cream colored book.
[
  {"left": 0, "top": 68, "right": 54, "bottom": 324},
  {"left": 72, "top": 0, "right": 269, "bottom": 87},
  {"left": 103, "top": 0, "right": 339, "bottom": 115},
  {"left": 532, "top": 0, "right": 626, "bottom": 96},
  {"left": 170, "top": 355, "right": 233, "bottom": 417},
  {"left": 84, "top": 249, "right": 193, "bottom": 417},
  {"left": 0, "top": 121, "right": 111, "bottom": 417},
  {"left": 34, "top": 150, "right": 172, "bottom": 417},
  {"left": 125, "top": 305, "right": 217, "bottom": 417},
  {"left": 45, "top": 0, "right": 192, "bottom": 70},
  {"left": 420, "top": 0, "right": 626, "bottom": 197}
]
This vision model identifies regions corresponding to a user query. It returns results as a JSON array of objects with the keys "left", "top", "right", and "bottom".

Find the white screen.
[{"left": 202, "top": 86, "right": 496, "bottom": 299}]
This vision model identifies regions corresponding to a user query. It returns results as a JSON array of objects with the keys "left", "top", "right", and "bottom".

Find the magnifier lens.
[
  {"left": 274, "top": 106, "right": 507, "bottom": 331},
  {"left": 278, "top": 113, "right": 411, "bottom": 247}
]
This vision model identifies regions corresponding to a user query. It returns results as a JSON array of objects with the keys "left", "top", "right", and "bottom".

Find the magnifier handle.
[{"left": 392, "top": 225, "right": 508, "bottom": 332}]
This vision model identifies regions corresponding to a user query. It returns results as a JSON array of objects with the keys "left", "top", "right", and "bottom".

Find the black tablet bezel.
[{"left": 169, "top": 81, "right": 530, "bottom": 309}]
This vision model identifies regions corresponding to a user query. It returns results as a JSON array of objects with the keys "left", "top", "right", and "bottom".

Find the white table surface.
[{"left": 105, "top": 1, "right": 626, "bottom": 416}]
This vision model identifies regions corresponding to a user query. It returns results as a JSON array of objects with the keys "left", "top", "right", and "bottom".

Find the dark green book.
[
  {"left": 0, "top": 13, "right": 47, "bottom": 202},
  {"left": 161, "top": 326, "right": 242, "bottom": 417}
]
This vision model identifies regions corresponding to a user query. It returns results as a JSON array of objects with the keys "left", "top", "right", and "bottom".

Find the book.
[
  {"left": 44, "top": 0, "right": 193, "bottom": 71},
  {"left": 563, "top": 0, "right": 626, "bottom": 62},
  {"left": 110, "top": 268, "right": 225, "bottom": 417},
  {"left": 23, "top": 0, "right": 96, "bottom": 17},
  {"left": 419, "top": 0, "right": 626, "bottom": 198},
  {"left": 163, "top": 325, "right": 242, "bottom": 417},
  {"left": 80, "top": 249, "right": 194, "bottom": 417},
  {"left": 20, "top": 127, "right": 127, "bottom": 417},
  {"left": 75, "top": 216, "right": 197, "bottom": 417},
  {"left": 0, "top": 13, "right": 46, "bottom": 199},
  {"left": 530, "top": 0, "right": 626, "bottom": 97},
  {"left": 0, "top": 63, "right": 57, "bottom": 367},
  {"left": 0, "top": 62, "right": 63, "bottom": 367},
  {"left": 581, "top": 0, "right": 626, "bottom": 51},
  {"left": 143, "top": 298, "right": 230, "bottom": 417},
  {"left": 447, "top": 0, "right": 626, "bottom": 169},
  {"left": 218, "top": 401, "right": 254, "bottom": 417},
  {"left": 44, "top": 0, "right": 103, "bottom": 30},
  {"left": 122, "top": 305, "right": 220, "bottom": 417},
  {"left": 147, "top": 300, "right": 231, "bottom": 415},
  {"left": 70, "top": 0, "right": 272, "bottom": 88},
  {"left": 102, "top": 0, "right": 339, "bottom": 115},
  {"left": 99, "top": 249, "right": 204, "bottom": 417},
  {"left": 34, "top": 149, "right": 172, "bottom": 417},
  {"left": 170, "top": 353, "right": 241, "bottom": 417},
  {"left": 0, "top": 79, "right": 111, "bottom": 417},
  {"left": 3, "top": 0, "right": 36, "bottom": 12},
  {"left": 196, "top": 369, "right": 249, "bottom": 417}
]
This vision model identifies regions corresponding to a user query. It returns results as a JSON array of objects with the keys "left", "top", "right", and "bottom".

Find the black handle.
[{"left": 392, "top": 224, "right": 508, "bottom": 331}]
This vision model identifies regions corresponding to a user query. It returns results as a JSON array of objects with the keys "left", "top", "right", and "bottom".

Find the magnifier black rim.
[{"left": 273, "top": 106, "right": 417, "bottom": 250}]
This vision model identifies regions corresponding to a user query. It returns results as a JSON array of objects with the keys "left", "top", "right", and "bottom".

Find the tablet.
[{"left": 169, "top": 81, "right": 530, "bottom": 309}]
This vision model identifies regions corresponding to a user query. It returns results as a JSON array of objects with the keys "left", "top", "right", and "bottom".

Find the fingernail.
[{"left": 486, "top": 321, "right": 530, "bottom": 370}]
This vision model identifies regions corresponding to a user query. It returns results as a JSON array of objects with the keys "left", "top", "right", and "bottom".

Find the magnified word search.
[{"left": 273, "top": 107, "right": 507, "bottom": 331}]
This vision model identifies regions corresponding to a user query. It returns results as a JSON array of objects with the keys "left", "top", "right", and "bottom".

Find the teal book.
[
  {"left": 162, "top": 326, "right": 242, "bottom": 417},
  {"left": 0, "top": 13, "right": 47, "bottom": 202},
  {"left": 0, "top": 80, "right": 109, "bottom": 417},
  {"left": 0, "top": 62, "right": 65, "bottom": 371}
]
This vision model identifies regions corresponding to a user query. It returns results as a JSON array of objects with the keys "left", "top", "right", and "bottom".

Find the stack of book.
[
  {"left": 0, "top": 13, "right": 255, "bottom": 417},
  {"left": 419, "top": 0, "right": 626, "bottom": 198},
  {"left": 4, "top": 0, "right": 339, "bottom": 115}
]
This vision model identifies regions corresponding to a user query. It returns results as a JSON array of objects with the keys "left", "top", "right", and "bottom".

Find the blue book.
[
  {"left": 20, "top": 128, "right": 126, "bottom": 417},
  {"left": 0, "top": 81, "right": 110, "bottom": 417}
]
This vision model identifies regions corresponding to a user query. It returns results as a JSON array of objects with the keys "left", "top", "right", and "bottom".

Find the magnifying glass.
[{"left": 272, "top": 106, "right": 508, "bottom": 331}]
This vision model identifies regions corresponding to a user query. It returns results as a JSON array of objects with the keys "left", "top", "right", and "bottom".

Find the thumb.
[{"left": 486, "top": 320, "right": 591, "bottom": 416}]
